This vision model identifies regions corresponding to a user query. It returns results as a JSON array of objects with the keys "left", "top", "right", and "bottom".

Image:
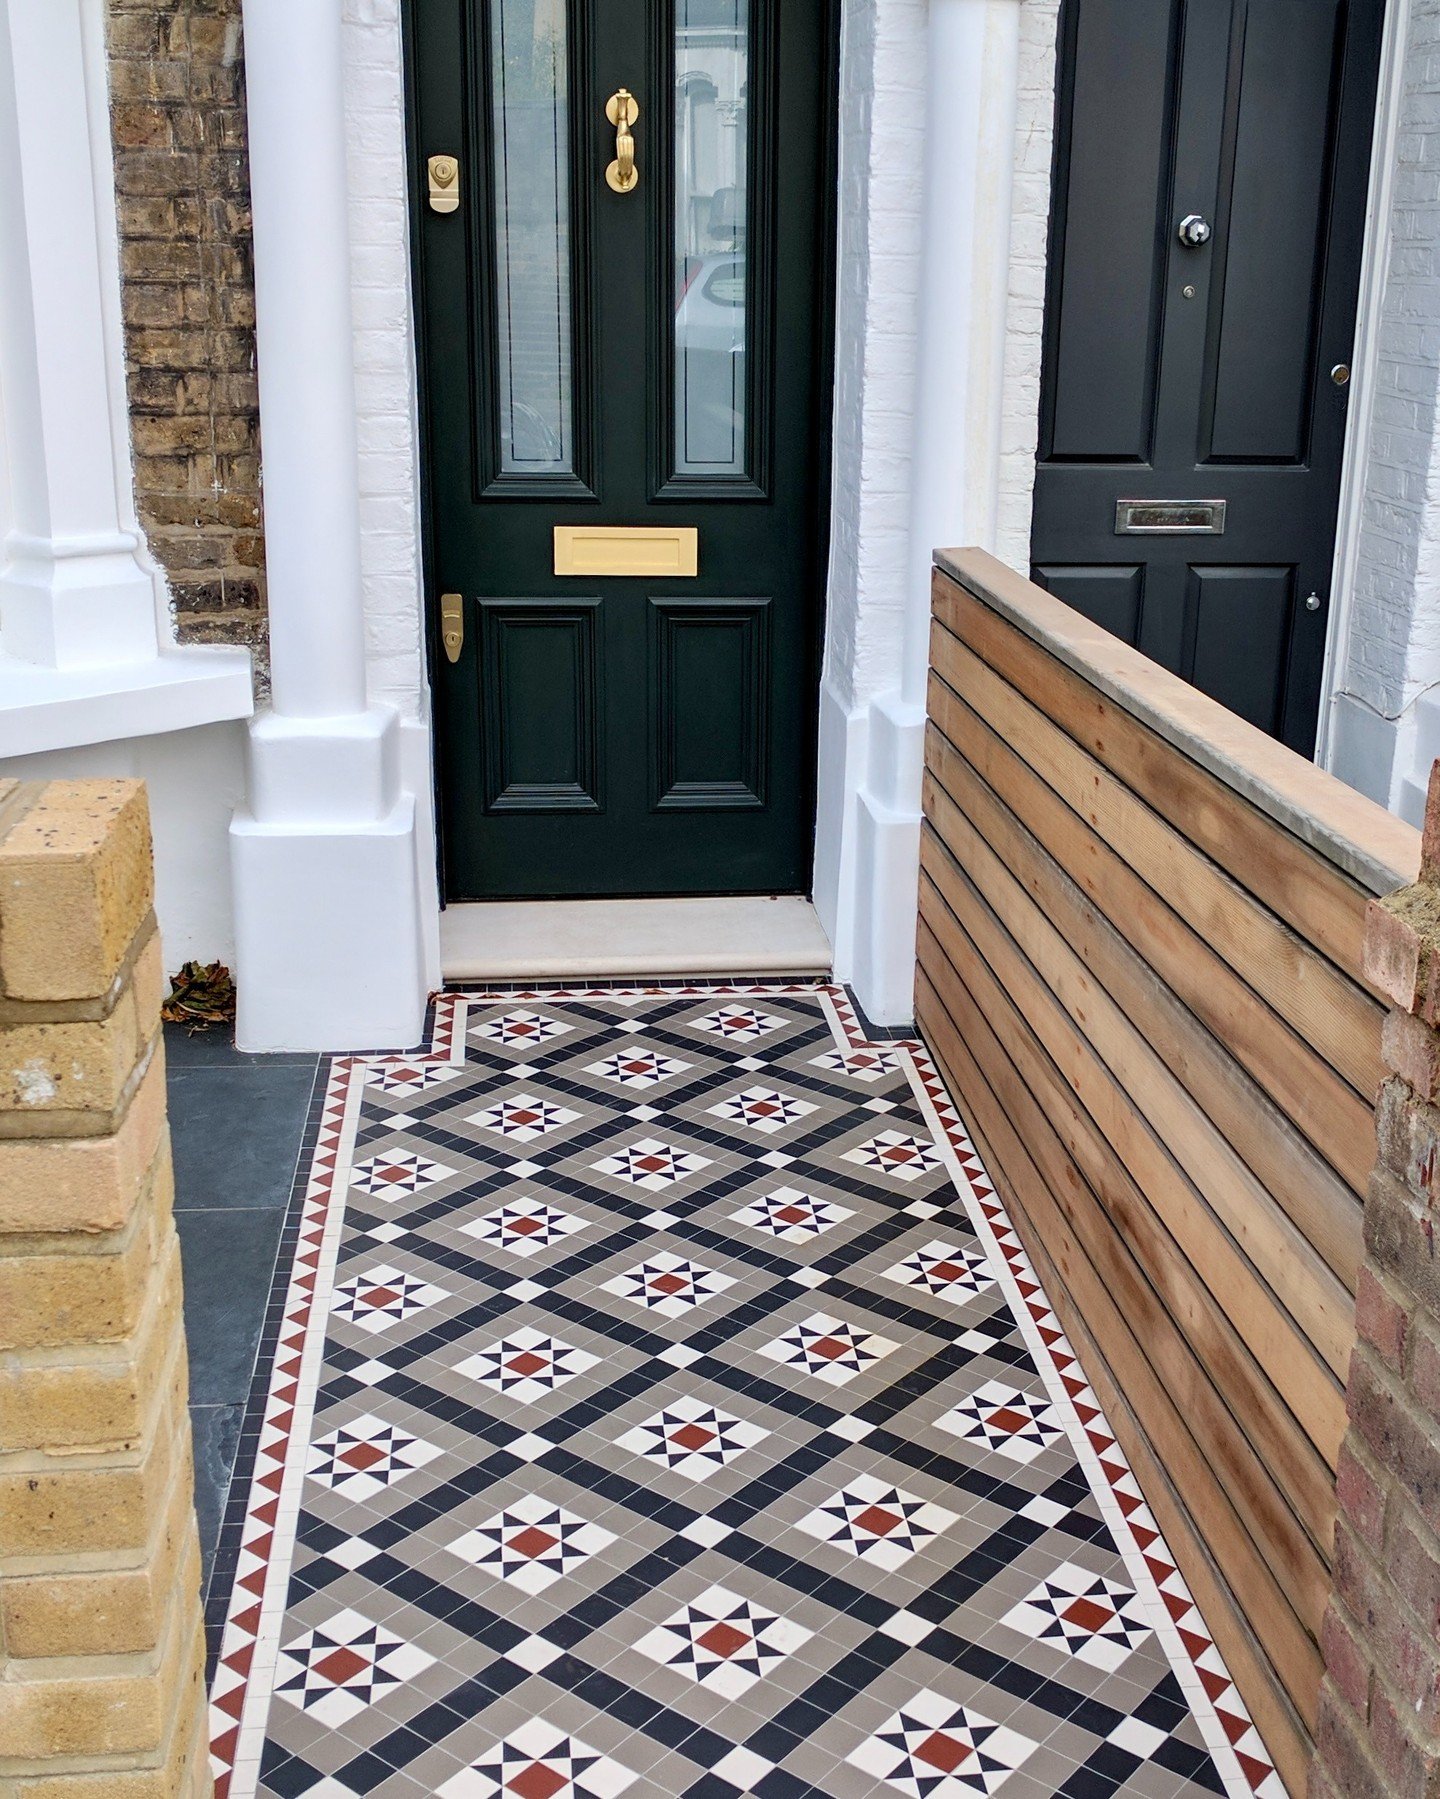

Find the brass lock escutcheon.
[
  {"left": 428, "top": 153, "right": 460, "bottom": 214},
  {"left": 440, "top": 592, "right": 464, "bottom": 663},
  {"left": 605, "top": 90, "right": 639, "bottom": 193}
]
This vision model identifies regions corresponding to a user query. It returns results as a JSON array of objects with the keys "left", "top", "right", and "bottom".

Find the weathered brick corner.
[
  {"left": 1312, "top": 758, "right": 1440, "bottom": 1799},
  {"left": 0, "top": 780, "right": 211, "bottom": 1797}
]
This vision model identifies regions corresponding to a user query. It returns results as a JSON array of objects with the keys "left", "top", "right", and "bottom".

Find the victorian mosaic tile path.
[{"left": 208, "top": 985, "right": 1282, "bottom": 1799}]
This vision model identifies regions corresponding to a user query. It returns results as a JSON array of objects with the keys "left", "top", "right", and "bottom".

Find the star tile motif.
[
  {"left": 615, "top": 1396, "right": 768, "bottom": 1481},
  {"left": 707, "top": 1085, "right": 820, "bottom": 1135},
  {"left": 847, "top": 1690, "right": 1037, "bottom": 1797},
  {"left": 633, "top": 1583, "right": 813, "bottom": 1699},
  {"left": 461, "top": 1197, "right": 588, "bottom": 1258},
  {"left": 842, "top": 1130, "right": 943, "bottom": 1183},
  {"left": 590, "top": 1136, "right": 712, "bottom": 1191},
  {"left": 690, "top": 1003, "right": 787, "bottom": 1041},
  {"left": 364, "top": 1061, "right": 462, "bottom": 1094},
  {"left": 796, "top": 1473, "right": 959, "bottom": 1571},
  {"left": 885, "top": 1239, "right": 996, "bottom": 1302},
  {"left": 272, "top": 1609, "right": 435, "bottom": 1729},
  {"left": 438, "top": 1720, "right": 637, "bottom": 1799},
  {"left": 471, "top": 1009, "right": 573, "bottom": 1047},
  {"left": 349, "top": 1148, "right": 459, "bottom": 1198},
  {"left": 730, "top": 1185, "right": 853, "bottom": 1242},
  {"left": 600, "top": 1250, "right": 736, "bottom": 1318},
  {"left": 468, "top": 1093, "right": 582, "bottom": 1143},
  {"left": 448, "top": 1494, "right": 617, "bottom": 1594},
  {"left": 759, "top": 1310, "right": 899, "bottom": 1385},
  {"left": 810, "top": 1045, "right": 902, "bottom": 1083},
  {"left": 330, "top": 1265, "right": 451, "bottom": 1334},
  {"left": 305, "top": 1412, "right": 443, "bottom": 1499},
  {"left": 937, "top": 1379, "right": 1064, "bottom": 1465},
  {"left": 584, "top": 1046, "right": 693, "bottom": 1089},
  {"left": 1001, "top": 1561, "right": 1153, "bottom": 1670},
  {"left": 456, "top": 1326, "right": 601, "bottom": 1404}
]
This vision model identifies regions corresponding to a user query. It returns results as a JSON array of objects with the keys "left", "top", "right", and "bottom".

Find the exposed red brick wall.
[
  {"left": 106, "top": 0, "right": 267, "bottom": 687},
  {"left": 1312, "top": 767, "right": 1440, "bottom": 1799}
]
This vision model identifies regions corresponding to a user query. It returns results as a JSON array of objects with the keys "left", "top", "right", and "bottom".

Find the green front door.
[{"left": 410, "top": 0, "right": 838, "bottom": 899}]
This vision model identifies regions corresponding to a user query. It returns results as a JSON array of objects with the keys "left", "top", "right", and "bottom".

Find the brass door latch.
[
  {"left": 605, "top": 90, "right": 639, "bottom": 193},
  {"left": 440, "top": 592, "right": 464, "bottom": 663},
  {"left": 428, "top": 154, "right": 460, "bottom": 214}
]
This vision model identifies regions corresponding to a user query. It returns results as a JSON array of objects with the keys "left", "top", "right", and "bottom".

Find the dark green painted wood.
[
  {"left": 1031, "top": 0, "right": 1383, "bottom": 755},
  {"left": 410, "top": 0, "right": 838, "bottom": 898}
]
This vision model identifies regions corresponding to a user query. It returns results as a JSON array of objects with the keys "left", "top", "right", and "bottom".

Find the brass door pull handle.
[
  {"left": 605, "top": 89, "right": 639, "bottom": 193},
  {"left": 440, "top": 592, "right": 463, "bottom": 663}
]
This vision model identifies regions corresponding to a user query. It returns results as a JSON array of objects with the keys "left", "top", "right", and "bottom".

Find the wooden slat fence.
[{"left": 916, "top": 549, "right": 1422, "bottom": 1794}]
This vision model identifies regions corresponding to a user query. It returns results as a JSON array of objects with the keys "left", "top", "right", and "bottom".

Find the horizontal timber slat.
[
  {"left": 919, "top": 963, "right": 1313, "bottom": 1799},
  {"left": 917, "top": 554, "right": 1420, "bottom": 1793},
  {"left": 933, "top": 577, "right": 1378, "bottom": 988},
  {"left": 930, "top": 626, "right": 1386, "bottom": 1102},
  {"left": 916, "top": 946, "right": 1326, "bottom": 1729}
]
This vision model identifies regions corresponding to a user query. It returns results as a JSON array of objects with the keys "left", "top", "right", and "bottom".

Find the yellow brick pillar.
[{"left": 0, "top": 781, "right": 211, "bottom": 1797}]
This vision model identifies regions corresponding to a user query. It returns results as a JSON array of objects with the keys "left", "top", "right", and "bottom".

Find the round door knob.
[
  {"left": 1305, "top": 592, "right": 1323, "bottom": 612},
  {"left": 1178, "top": 213, "right": 1212, "bottom": 247}
]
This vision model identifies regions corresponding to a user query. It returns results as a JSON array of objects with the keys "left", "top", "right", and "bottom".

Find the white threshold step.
[{"left": 440, "top": 895, "right": 833, "bottom": 982}]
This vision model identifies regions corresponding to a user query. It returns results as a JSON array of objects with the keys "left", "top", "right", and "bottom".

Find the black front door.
[
  {"left": 411, "top": 0, "right": 837, "bottom": 899},
  {"left": 1030, "top": 0, "right": 1382, "bottom": 751}
]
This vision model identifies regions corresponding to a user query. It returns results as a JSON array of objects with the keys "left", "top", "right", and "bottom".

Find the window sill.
[{"left": 0, "top": 644, "right": 254, "bottom": 758}]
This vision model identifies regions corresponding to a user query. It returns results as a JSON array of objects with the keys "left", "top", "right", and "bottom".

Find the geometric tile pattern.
[
  {"left": 614, "top": 1397, "right": 769, "bottom": 1482},
  {"left": 599, "top": 1250, "right": 735, "bottom": 1317},
  {"left": 209, "top": 984, "right": 1279, "bottom": 1799},
  {"left": 885, "top": 1238, "right": 996, "bottom": 1302},
  {"left": 796, "top": 1473, "right": 959, "bottom": 1571},
  {"left": 1002, "top": 1560, "right": 1153, "bottom": 1671},
  {"left": 460, "top": 1197, "right": 588, "bottom": 1258},
  {"left": 271, "top": 1609, "right": 435, "bottom": 1729},
  {"left": 847, "top": 1690, "right": 1037, "bottom": 1797},
  {"left": 729, "top": 1184, "right": 852, "bottom": 1241},
  {"left": 448, "top": 1495, "right": 617, "bottom": 1595},
  {"left": 936, "top": 1379, "right": 1065, "bottom": 1465},
  {"left": 634, "top": 1583, "right": 813, "bottom": 1699},
  {"left": 305, "top": 1413, "right": 443, "bottom": 1500},
  {"left": 438, "top": 1719, "right": 636, "bottom": 1798}
]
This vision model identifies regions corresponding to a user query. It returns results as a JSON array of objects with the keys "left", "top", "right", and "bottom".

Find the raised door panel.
[
  {"left": 1205, "top": 0, "right": 1343, "bottom": 463},
  {"left": 479, "top": 599, "right": 603, "bottom": 810},
  {"left": 1186, "top": 566, "right": 1294, "bottom": 733},
  {"left": 1042, "top": 0, "right": 1178, "bottom": 462},
  {"left": 1033, "top": 566, "right": 1145, "bottom": 645},
  {"left": 650, "top": 598, "right": 769, "bottom": 808}
]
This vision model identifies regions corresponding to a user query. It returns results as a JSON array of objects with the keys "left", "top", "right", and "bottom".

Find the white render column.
[
  {"left": 847, "top": 0, "right": 1022, "bottom": 1023},
  {"left": 230, "top": 0, "right": 427, "bottom": 1050},
  {"left": 0, "top": 0, "right": 158, "bottom": 667}
]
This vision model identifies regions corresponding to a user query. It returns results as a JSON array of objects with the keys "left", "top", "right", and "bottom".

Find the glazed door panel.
[
  {"left": 1031, "top": 0, "right": 1383, "bottom": 751},
  {"left": 412, "top": 0, "right": 836, "bottom": 897}
]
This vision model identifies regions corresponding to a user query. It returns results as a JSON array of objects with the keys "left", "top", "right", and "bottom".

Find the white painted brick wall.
[
  {"left": 996, "top": 0, "right": 1060, "bottom": 573},
  {"left": 823, "top": 0, "right": 1058, "bottom": 719},
  {"left": 822, "top": 0, "right": 928, "bottom": 716},
  {"left": 1330, "top": 0, "right": 1440, "bottom": 813},
  {"left": 343, "top": 0, "right": 429, "bottom": 722}
]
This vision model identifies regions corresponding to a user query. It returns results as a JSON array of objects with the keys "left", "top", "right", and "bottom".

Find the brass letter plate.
[
  {"left": 554, "top": 525, "right": 698, "bottom": 578},
  {"left": 1115, "top": 499, "right": 1226, "bottom": 535}
]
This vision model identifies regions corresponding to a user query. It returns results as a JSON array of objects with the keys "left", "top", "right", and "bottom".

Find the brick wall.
[
  {"left": 1312, "top": 758, "right": 1440, "bottom": 1799},
  {"left": 0, "top": 780, "right": 211, "bottom": 1796},
  {"left": 107, "top": 0, "right": 268, "bottom": 685}
]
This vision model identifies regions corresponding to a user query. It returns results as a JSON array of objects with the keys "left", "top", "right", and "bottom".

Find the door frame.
[{"left": 401, "top": 0, "right": 844, "bottom": 904}]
